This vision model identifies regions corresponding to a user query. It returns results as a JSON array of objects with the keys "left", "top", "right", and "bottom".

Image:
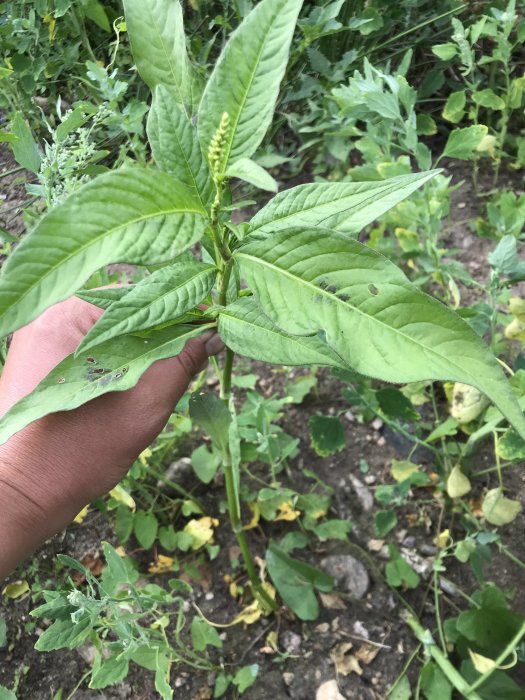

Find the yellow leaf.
[
  {"left": 3, "top": 580, "right": 30, "bottom": 599},
  {"left": 446, "top": 465, "right": 471, "bottom": 498},
  {"left": 139, "top": 447, "right": 153, "bottom": 467},
  {"left": 150, "top": 614, "right": 170, "bottom": 629},
  {"left": 109, "top": 484, "right": 136, "bottom": 510},
  {"left": 450, "top": 383, "right": 490, "bottom": 424},
  {"left": 475, "top": 134, "right": 497, "bottom": 158},
  {"left": 148, "top": 555, "right": 175, "bottom": 574},
  {"left": 469, "top": 648, "right": 517, "bottom": 673},
  {"left": 482, "top": 488, "right": 522, "bottom": 526},
  {"left": 244, "top": 502, "right": 260, "bottom": 530},
  {"left": 508, "top": 297, "right": 525, "bottom": 323},
  {"left": 74, "top": 505, "right": 89, "bottom": 524},
  {"left": 184, "top": 517, "right": 219, "bottom": 550},
  {"left": 391, "top": 459, "right": 420, "bottom": 482},
  {"left": 274, "top": 502, "right": 300, "bottom": 522},
  {"left": 433, "top": 529, "right": 452, "bottom": 549},
  {"left": 505, "top": 317, "right": 525, "bottom": 341}
]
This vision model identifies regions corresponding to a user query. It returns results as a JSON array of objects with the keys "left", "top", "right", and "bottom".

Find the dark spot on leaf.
[
  {"left": 57, "top": 377, "right": 65, "bottom": 384},
  {"left": 89, "top": 368, "right": 106, "bottom": 375},
  {"left": 326, "top": 284, "right": 337, "bottom": 294},
  {"left": 368, "top": 284, "right": 379, "bottom": 296},
  {"left": 121, "top": 367, "right": 128, "bottom": 373},
  {"left": 337, "top": 293, "right": 349, "bottom": 302},
  {"left": 115, "top": 373, "right": 122, "bottom": 379},
  {"left": 85, "top": 357, "right": 97, "bottom": 364}
]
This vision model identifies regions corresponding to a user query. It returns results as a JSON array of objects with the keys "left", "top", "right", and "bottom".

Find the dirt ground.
[{"left": 0, "top": 143, "right": 524, "bottom": 700}]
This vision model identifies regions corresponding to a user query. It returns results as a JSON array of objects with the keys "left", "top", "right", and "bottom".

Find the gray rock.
[
  {"left": 281, "top": 630, "right": 302, "bottom": 653},
  {"left": 348, "top": 475, "right": 373, "bottom": 512},
  {"left": 320, "top": 555, "right": 370, "bottom": 598}
]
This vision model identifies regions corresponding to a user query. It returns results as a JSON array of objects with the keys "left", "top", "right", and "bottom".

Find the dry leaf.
[
  {"left": 330, "top": 642, "right": 363, "bottom": 676},
  {"left": 355, "top": 643, "right": 380, "bottom": 665},
  {"left": 319, "top": 592, "right": 347, "bottom": 610}
]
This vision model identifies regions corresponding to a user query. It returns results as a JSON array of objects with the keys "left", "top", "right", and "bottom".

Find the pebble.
[
  {"left": 364, "top": 475, "right": 376, "bottom": 485},
  {"left": 316, "top": 680, "right": 347, "bottom": 700},
  {"left": 371, "top": 418, "right": 384, "bottom": 431},
  {"left": 349, "top": 475, "right": 374, "bottom": 512},
  {"left": 281, "top": 630, "right": 302, "bottom": 653},
  {"left": 320, "top": 554, "right": 370, "bottom": 599},
  {"left": 402, "top": 536, "right": 416, "bottom": 548},
  {"left": 352, "top": 620, "right": 369, "bottom": 639},
  {"left": 283, "top": 672, "right": 295, "bottom": 687}
]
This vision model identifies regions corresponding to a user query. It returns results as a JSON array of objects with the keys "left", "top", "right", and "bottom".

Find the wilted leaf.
[
  {"left": 2, "top": 581, "right": 30, "bottom": 599},
  {"left": 450, "top": 383, "right": 490, "bottom": 423},
  {"left": 482, "top": 488, "right": 521, "bottom": 526},
  {"left": 184, "top": 517, "right": 219, "bottom": 550},
  {"left": 446, "top": 465, "right": 471, "bottom": 498}
]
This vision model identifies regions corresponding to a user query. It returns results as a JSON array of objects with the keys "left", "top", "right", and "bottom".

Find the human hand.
[{"left": 0, "top": 294, "right": 223, "bottom": 579}]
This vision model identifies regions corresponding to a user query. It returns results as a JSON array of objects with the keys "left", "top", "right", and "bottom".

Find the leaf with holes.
[
  {"left": 249, "top": 171, "right": 438, "bottom": 236},
  {"left": 0, "top": 324, "right": 213, "bottom": 445},
  {"left": 76, "top": 263, "right": 216, "bottom": 354},
  {"left": 234, "top": 228, "right": 525, "bottom": 441},
  {"left": 197, "top": 0, "right": 302, "bottom": 169},
  {"left": 0, "top": 167, "right": 207, "bottom": 337}
]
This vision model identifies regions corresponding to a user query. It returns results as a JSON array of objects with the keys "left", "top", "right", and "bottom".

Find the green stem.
[
  {"left": 405, "top": 616, "right": 483, "bottom": 700},
  {"left": 467, "top": 621, "right": 525, "bottom": 693},
  {"left": 222, "top": 450, "right": 277, "bottom": 612}
]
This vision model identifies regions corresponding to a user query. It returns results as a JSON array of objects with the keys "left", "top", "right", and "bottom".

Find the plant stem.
[
  {"left": 405, "top": 616, "right": 483, "bottom": 700},
  {"left": 467, "top": 621, "right": 525, "bottom": 693}
]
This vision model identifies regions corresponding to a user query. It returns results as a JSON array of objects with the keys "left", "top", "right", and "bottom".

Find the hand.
[{"left": 0, "top": 294, "right": 223, "bottom": 579}]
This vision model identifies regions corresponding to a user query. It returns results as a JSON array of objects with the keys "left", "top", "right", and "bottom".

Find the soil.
[{"left": 0, "top": 144, "right": 524, "bottom": 700}]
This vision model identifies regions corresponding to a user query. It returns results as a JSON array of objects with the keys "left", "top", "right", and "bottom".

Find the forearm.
[{"left": 0, "top": 423, "right": 95, "bottom": 582}]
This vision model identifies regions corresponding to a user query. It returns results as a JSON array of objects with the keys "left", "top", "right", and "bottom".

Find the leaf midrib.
[
  {"left": 220, "top": 304, "right": 338, "bottom": 364},
  {"left": 2, "top": 202, "right": 205, "bottom": 327},
  {"left": 144, "top": 3, "right": 189, "bottom": 116},
  {"left": 235, "top": 250, "right": 493, "bottom": 389},
  {"left": 221, "top": 4, "right": 282, "bottom": 166},
  {"left": 249, "top": 176, "right": 426, "bottom": 232}
]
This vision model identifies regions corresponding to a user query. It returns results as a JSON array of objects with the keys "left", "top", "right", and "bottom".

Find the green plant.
[
  {"left": 433, "top": 0, "right": 525, "bottom": 188},
  {"left": 1, "top": 0, "right": 525, "bottom": 608}
]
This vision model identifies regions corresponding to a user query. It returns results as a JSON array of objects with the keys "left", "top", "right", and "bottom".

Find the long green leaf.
[
  {"left": 147, "top": 86, "right": 214, "bottom": 209},
  {"left": 76, "top": 286, "right": 134, "bottom": 310},
  {"left": 76, "top": 263, "right": 216, "bottom": 354},
  {"left": 0, "top": 167, "right": 208, "bottom": 337},
  {"left": 218, "top": 297, "right": 345, "bottom": 367},
  {"left": 249, "top": 172, "right": 438, "bottom": 236},
  {"left": 235, "top": 228, "right": 525, "bottom": 440},
  {"left": 197, "top": 0, "right": 303, "bottom": 169},
  {"left": 123, "top": 0, "right": 197, "bottom": 112},
  {"left": 0, "top": 324, "right": 213, "bottom": 445}
]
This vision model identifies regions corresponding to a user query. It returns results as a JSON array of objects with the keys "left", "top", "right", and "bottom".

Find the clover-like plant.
[{"left": 1, "top": 0, "right": 524, "bottom": 607}]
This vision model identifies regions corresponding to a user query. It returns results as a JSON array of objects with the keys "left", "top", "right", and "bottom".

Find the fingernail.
[{"left": 205, "top": 333, "right": 225, "bottom": 356}]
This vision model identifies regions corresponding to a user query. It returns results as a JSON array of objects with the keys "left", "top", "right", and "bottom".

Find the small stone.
[
  {"left": 420, "top": 543, "right": 438, "bottom": 556},
  {"left": 396, "top": 529, "right": 407, "bottom": 542},
  {"left": 402, "top": 536, "right": 416, "bottom": 548},
  {"left": 283, "top": 672, "right": 295, "bottom": 687},
  {"left": 345, "top": 411, "right": 355, "bottom": 422},
  {"left": 316, "top": 680, "right": 347, "bottom": 700},
  {"left": 316, "top": 622, "right": 330, "bottom": 634},
  {"left": 281, "top": 630, "right": 302, "bottom": 653},
  {"left": 352, "top": 621, "right": 369, "bottom": 639},
  {"left": 367, "top": 539, "right": 384, "bottom": 552},
  {"left": 364, "top": 475, "right": 376, "bottom": 485},
  {"left": 349, "top": 475, "right": 373, "bottom": 512},
  {"left": 320, "top": 555, "right": 370, "bottom": 599},
  {"left": 376, "top": 436, "right": 386, "bottom": 447},
  {"left": 205, "top": 592, "right": 214, "bottom": 601},
  {"left": 371, "top": 418, "right": 384, "bottom": 431}
]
